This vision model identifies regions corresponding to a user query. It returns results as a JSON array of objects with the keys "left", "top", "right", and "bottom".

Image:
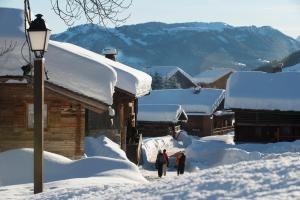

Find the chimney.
[{"left": 102, "top": 47, "right": 117, "bottom": 61}]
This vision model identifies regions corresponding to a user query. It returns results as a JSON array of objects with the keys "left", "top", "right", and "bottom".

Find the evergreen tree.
[{"left": 151, "top": 72, "right": 164, "bottom": 89}]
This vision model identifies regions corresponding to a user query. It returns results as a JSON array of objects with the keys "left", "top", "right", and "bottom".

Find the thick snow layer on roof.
[
  {"left": 52, "top": 41, "right": 152, "bottom": 97},
  {"left": 137, "top": 104, "right": 187, "bottom": 123},
  {"left": 193, "top": 68, "right": 234, "bottom": 84},
  {"left": 0, "top": 8, "right": 117, "bottom": 105},
  {"left": 139, "top": 88, "right": 225, "bottom": 115},
  {"left": 146, "top": 66, "right": 196, "bottom": 85},
  {"left": 225, "top": 71, "right": 300, "bottom": 111},
  {"left": 283, "top": 63, "right": 300, "bottom": 72}
]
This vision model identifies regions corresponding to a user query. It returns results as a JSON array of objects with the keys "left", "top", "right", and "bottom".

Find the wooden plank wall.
[
  {"left": 0, "top": 83, "right": 85, "bottom": 159},
  {"left": 137, "top": 123, "right": 178, "bottom": 137},
  {"left": 182, "top": 115, "right": 213, "bottom": 137},
  {"left": 85, "top": 89, "right": 136, "bottom": 151},
  {"left": 234, "top": 110, "right": 300, "bottom": 143}
]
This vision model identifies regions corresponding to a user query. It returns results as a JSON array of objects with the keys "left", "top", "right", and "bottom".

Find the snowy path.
[{"left": 1, "top": 152, "right": 300, "bottom": 199}]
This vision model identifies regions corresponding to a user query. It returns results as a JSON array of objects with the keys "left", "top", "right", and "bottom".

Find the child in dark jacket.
[{"left": 155, "top": 150, "right": 164, "bottom": 178}]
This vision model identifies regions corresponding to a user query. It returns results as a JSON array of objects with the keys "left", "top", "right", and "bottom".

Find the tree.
[
  {"left": 151, "top": 72, "right": 164, "bottom": 90},
  {"left": 24, "top": 0, "right": 132, "bottom": 27},
  {"left": 0, "top": 40, "right": 17, "bottom": 57}
]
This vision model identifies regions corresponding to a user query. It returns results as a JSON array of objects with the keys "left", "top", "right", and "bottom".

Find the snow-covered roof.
[
  {"left": 225, "top": 71, "right": 300, "bottom": 112},
  {"left": 0, "top": 7, "right": 117, "bottom": 105},
  {"left": 139, "top": 88, "right": 225, "bottom": 115},
  {"left": 146, "top": 66, "right": 197, "bottom": 86},
  {"left": 137, "top": 104, "right": 188, "bottom": 123},
  {"left": 193, "top": 68, "right": 234, "bottom": 84},
  {"left": 52, "top": 41, "right": 152, "bottom": 97},
  {"left": 282, "top": 63, "right": 300, "bottom": 72}
]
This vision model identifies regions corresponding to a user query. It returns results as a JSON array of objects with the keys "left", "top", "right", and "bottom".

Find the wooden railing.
[{"left": 213, "top": 126, "right": 234, "bottom": 135}]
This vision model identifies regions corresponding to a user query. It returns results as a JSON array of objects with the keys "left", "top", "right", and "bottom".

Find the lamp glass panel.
[{"left": 28, "top": 31, "right": 47, "bottom": 51}]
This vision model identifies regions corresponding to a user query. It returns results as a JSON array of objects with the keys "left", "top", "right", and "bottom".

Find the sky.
[{"left": 1, "top": 0, "right": 300, "bottom": 38}]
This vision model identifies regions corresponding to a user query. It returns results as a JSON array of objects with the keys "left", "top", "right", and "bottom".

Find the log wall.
[
  {"left": 234, "top": 109, "right": 300, "bottom": 143},
  {"left": 86, "top": 89, "right": 136, "bottom": 150},
  {"left": 0, "top": 83, "right": 85, "bottom": 159},
  {"left": 137, "top": 122, "right": 180, "bottom": 137},
  {"left": 182, "top": 115, "right": 213, "bottom": 137}
]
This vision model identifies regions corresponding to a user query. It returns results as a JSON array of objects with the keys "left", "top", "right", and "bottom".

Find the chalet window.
[{"left": 27, "top": 104, "right": 48, "bottom": 129}]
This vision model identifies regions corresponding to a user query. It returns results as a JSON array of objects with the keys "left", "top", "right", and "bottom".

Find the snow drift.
[
  {"left": 0, "top": 148, "right": 146, "bottom": 187},
  {"left": 85, "top": 136, "right": 127, "bottom": 160}
]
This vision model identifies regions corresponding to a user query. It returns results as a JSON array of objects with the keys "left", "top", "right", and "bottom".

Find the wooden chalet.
[
  {"left": 193, "top": 68, "right": 234, "bottom": 89},
  {"left": 225, "top": 71, "right": 300, "bottom": 143},
  {"left": 137, "top": 104, "right": 188, "bottom": 137},
  {"left": 85, "top": 48, "right": 152, "bottom": 156},
  {"left": 0, "top": 8, "right": 118, "bottom": 159},
  {"left": 139, "top": 88, "right": 234, "bottom": 137},
  {"left": 147, "top": 66, "right": 197, "bottom": 89}
]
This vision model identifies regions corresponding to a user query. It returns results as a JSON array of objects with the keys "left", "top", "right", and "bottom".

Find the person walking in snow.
[
  {"left": 155, "top": 150, "right": 164, "bottom": 178},
  {"left": 177, "top": 152, "right": 186, "bottom": 176},
  {"left": 162, "top": 149, "right": 169, "bottom": 176}
]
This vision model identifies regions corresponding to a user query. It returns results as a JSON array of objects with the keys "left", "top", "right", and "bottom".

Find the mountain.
[
  {"left": 297, "top": 36, "right": 300, "bottom": 42},
  {"left": 52, "top": 22, "right": 300, "bottom": 75},
  {"left": 256, "top": 50, "right": 300, "bottom": 72}
]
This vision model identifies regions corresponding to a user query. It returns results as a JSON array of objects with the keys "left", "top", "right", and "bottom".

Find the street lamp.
[
  {"left": 26, "top": 14, "right": 51, "bottom": 194},
  {"left": 27, "top": 14, "right": 51, "bottom": 58}
]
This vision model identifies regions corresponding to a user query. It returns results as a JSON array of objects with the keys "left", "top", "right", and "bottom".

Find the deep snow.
[
  {"left": 1, "top": 134, "right": 300, "bottom": 199},
  {"left": 1, "top": 147, "right": 300, "bottom": 199}
]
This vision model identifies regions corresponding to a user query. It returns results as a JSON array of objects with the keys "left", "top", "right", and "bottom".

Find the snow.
[
  {"left": 2, "top": 135, "right": 300, "bottom": 199},
  {"left": 193, "top": 68, "right": 234, "bottom": 84},
  {"left": 110, "top": 29, "right": 133, "bottom": 46},
  {"left": 258, "top": 58, "right": 270, "bottom": 63},
  {"left": 142, "top": 135, "right": 186, "bottom": 165},
  {"left": 0, "top": 148, "right": 146, "bottom": 187},
  {"left": 0, "top": 8, "right": 117, "bottom": 105},
  {"left": 50, "top": 40, "right": 152, "bottom": 97},
  {"left": 139, "top": 88, "right": 225, "bottom": 115},
  {"left": 283, "top": 63, "right": 300, "bottom": 72},
  {"left": 137, "top": 104, "right": 187, "bottom": 123},
  {"left": 225, "top": 71, "right": 300, "bottom": 111},
  {"left": 165, "top": 22, "right": 231, "bottom": 33},
  {"left": 99, "top": 53, "right": 152, "bottom": 97},
  {"left": 85, "top": 136, "right": 128, "bottom": 160},
  {"left": 234, "top": 62, "right": 246, "bottom": 67}
]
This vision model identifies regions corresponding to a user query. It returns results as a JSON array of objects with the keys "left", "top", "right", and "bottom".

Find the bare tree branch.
[
  {"left": 49, "top": 0, "right": 132, "bottom": 27},
  {"left": 0, "top": 40, "right": 17, "bottom": 57}
]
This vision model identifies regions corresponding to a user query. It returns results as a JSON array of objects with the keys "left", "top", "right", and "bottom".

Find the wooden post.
[
  {"left": 119, "top": 103, "right": 126, "bottom": 151},
  {"left": 34, "top": 58, "right": 44, "bottom": 194}
]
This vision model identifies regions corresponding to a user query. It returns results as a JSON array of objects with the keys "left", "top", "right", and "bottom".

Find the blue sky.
[{"left": 1, "top": 0, "right": 300, "bottom": 38}]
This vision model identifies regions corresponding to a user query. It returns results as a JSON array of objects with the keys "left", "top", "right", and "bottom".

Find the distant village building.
[
  {"left": 225, "top": 71, "right": 300, "bottom": 143},
  {"left": 137, "top": 104, "right": 188, "bottom": 137},
  {"left": 146, "top": 66, "right": 197, "bottom": 89},
  {"left": 0, "top": 8, "right": 118, "bottom": 159},
  {"left": 193, "top": 68, "right": 234, "bottom": 89},
  {"left": 139, "top": 88, "right": 234, "bottom": 137}
]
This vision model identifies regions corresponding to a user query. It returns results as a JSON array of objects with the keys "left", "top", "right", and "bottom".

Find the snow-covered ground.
[{"left": 1, "top": 134, "right": 300, "bottom": 199}]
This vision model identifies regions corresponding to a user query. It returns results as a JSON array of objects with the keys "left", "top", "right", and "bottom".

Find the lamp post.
[{"left": 26, "top": 14, "right": 51, "bottom": 194}]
